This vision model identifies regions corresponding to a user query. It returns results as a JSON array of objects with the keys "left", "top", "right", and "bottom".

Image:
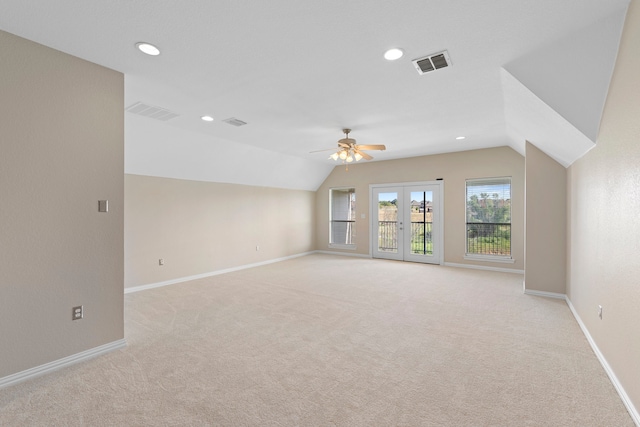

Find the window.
[
  {"left": 465, "top": 178, "right": 511, "bottom": 258},
  {"left": 330, "top": 188, "right": 356, "bottom": 247}
]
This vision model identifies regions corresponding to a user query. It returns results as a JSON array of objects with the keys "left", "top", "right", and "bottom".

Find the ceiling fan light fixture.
[{"left": 311, "top": 129, "right": 386, "bottom": 169}]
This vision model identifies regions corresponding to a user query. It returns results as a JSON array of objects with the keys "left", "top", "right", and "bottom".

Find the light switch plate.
[{"left": 98, "top": 200, "right": 108, "bottom": 213}]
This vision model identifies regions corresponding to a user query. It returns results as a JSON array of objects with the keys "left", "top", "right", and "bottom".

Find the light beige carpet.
[{"left": 0, "top": 254, "right": 634, "bottom": 426}]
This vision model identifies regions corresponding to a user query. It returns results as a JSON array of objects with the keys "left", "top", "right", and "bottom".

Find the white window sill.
[
  {"left": 329, "top": 244, "right": 357, "bottom": 250},
  {"left": 464, "top": 255, "right": 515, "bottom": 264}
]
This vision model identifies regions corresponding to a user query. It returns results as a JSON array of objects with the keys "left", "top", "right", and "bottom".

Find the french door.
[{"left": 371, "top": 182, "right": 442, "bottom": 264}]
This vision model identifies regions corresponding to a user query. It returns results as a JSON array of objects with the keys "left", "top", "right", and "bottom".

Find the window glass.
[
  {"left": 465, "top": 178, "right": 511, "bottom": 257},
  {"left": 330, "top": 188, "right": 356, "bottom": 245}
]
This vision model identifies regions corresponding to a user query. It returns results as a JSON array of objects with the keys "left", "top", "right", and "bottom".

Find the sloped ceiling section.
[
  {"left": 503, "top": 9, "right": 627, "bottom": 166},
  {"left": 502, "top": 69, "right": 595, "bottom": 166},
  {"left": 125, "top": 114, "right": 334, "bottom": 191},
  {"left": 122, "top": 74, "right": 336, "bottom": 191},
  {"left": 0, "top": 0, "right": 630, "bottom": 185}
]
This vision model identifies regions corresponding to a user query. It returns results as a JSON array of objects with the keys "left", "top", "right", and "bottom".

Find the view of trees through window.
[{"left": 466, "top": 178, "right": 511, "bottom": 256}]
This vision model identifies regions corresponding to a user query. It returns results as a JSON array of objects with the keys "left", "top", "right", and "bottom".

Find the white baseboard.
[
  {"left": 314, "top": 250, "right": 371, "bottom": 259},
  {"left": 125, "top": 251, "right": 316, "bottom": 294},
  {"left": 0, "top": 339, "right": 127, "bottom": 390},
  {"left": 443, "top": 262, "right": 524, "bottom": 274},
  {"left": 566, "top": 298, "right": 640, "bottom": 426},
  {"left": 523, "top": 289, "right": 567, "bottom": 299},
  {"left": 500, "top": 286, "right": 638, "bottom": 424}
]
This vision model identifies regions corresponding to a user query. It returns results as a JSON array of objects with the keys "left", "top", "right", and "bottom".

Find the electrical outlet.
[
  {"left": 72, "top": 306, "right": 83, "bottom": 320},
  {"left": 598, "top": 305, "right": 603, "bottom": 320},
  {"left": 159, "top": 258, "right": 164, "bottom": 266}
]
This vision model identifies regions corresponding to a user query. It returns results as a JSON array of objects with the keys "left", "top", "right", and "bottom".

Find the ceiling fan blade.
[
  {"left": 338, "top": 142, "right": 351, "bottom": 148},
  {"left": 355, "top": 144, "right": 386, "bottom": 151},
  {"left": 309, "top": 148, "right": 337, "bottom": 153},
  {"left": 354, "top": 149, "right": 373, "bottom": 160}
]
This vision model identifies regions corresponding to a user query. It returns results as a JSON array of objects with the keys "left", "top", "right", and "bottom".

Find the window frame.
[
  {"left": 329, "top": 187, "right": 356, "bottom": 249},
  {"left": 464, "top": 177, "right": 514, "bottom": 263}
]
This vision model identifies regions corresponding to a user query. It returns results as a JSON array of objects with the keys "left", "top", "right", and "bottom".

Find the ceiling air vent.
[
  {"left": 412, "top": 50, "right": 451, "bottom": 75},
  {"left": 125, "top": 102, "right": 179, "bottom": 121},
  {"left": 223, "top": 117, "right": 248, "bottom": 127}
]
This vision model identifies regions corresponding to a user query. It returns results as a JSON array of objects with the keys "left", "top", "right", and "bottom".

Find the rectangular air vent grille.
[
  {"left": 412, "top": 50, "right": 451, "bottom": 75},
  {"left": 223, "top": 117, "right": 248, "bottom": 127},
  {"left": 125, "top": 102, "right": 179, "bottom": 121}
]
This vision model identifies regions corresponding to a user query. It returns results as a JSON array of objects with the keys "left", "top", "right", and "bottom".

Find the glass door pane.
[
  {"left": 378, "top": 191, "right": 398, "bottom": 253},
  {"left": 372, "top": 188, "right": 403, "bottom": 260},
  {"left": 402, "top": 184, "right": 441, "bottom": 264},
  {"left": 409, "top": 190, "right": 433, "bottom": 255}
]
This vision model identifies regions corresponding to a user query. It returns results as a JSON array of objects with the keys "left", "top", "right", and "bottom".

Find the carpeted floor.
[{"left": 0, "top": 254, "right": 634, "bottom": 426}]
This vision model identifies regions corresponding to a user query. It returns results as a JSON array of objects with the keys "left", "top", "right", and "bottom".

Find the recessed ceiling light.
[
  {"left": 456, "top": 136, "right": 466, "bottom": 140},
  {"left": 201, "top": 115, "right": 214, "bottom": 122},
  {"left": 135, "top": 42, "right": 160, "bottom": 56},
  {"left": 384, "top": 48, "right": 404, "bottom": 61}
]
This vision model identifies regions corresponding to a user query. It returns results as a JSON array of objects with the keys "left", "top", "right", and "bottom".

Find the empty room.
[{"left": 1, "top": 1, "right": 638, "bottom": 425}]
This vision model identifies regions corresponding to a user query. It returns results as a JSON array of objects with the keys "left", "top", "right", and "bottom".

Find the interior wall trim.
[
  {"left": 479, "top": 282, "right": 638, "bottom": 424},
  {"left": 314, "top": 250, "right": 371, "bottom": 258},
  {"left": 0, "top": 339, "right": 127, "bottom": 390},
  {"left": 523, "top": 289, "right": 566, "bottom": 299},
  {"left": 125, "top": 251, "right": 316, "bottom": 294},
  {"left": 443, "top": 262, "right": 524, "bottom": 275},
  {"left": 566, "top": 297, "right": 640, "bottom": 426}
]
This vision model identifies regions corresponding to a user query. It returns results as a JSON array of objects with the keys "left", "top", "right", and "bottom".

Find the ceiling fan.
[{"left": 311, "top": 129, "right": 386, "bottom": 169}]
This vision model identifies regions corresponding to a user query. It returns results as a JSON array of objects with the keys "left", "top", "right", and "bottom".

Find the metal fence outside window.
[
  {"left": 378, "top": 221, "right": 397, "bottom": 251},
  {"left": 466, "top": 223, "right": 510, "bottom": 256},
  {"left": 378, "top": 221, "right": 433, "bottom": 255}
]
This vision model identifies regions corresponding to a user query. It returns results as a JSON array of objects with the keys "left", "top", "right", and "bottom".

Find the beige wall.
[
  {"left": 316, "top": 147, "right": 525, "bottom": 271},
  {"left": 0, "top": 31, "right": 124, "bottom": 377},
  {"left": 525, "top": 142, "right": 567, "bottom": 294},
  {"left": 567, "top": 0, "right": 640, "bottom": 416},
  {"left": 125, "top": 175, "right": 316, "bottom": 288}
]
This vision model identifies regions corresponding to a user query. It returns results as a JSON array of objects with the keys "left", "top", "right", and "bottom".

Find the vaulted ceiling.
[{"left": 0, "top": 0, "right": 629, "bottom": 190}]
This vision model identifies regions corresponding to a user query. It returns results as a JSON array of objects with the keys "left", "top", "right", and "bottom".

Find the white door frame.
[
  {"left": 369, "top": 181, "right": 444, "bottom": 265},
  {"left": 371, "top": 186, "right": 405, "bottom": 261}
]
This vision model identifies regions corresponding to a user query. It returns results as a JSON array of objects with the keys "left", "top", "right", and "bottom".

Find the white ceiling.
[{"left": 0, "top": 0, "right": 629, "bottom": 190}]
